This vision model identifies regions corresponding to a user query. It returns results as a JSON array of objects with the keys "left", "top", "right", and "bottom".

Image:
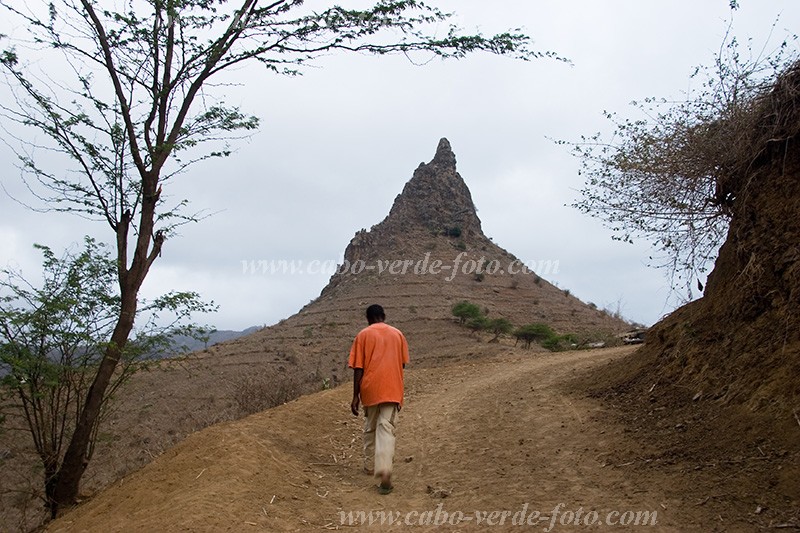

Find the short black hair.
[{"left": 366, "top": 304, "right": 385, "bottom": 323}]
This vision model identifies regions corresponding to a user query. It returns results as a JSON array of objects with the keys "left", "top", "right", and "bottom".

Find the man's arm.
[{"left": 351, "top": 367, "right": 364, "bottom": 416}]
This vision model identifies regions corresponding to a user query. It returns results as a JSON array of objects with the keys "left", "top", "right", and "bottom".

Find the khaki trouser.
[{"left": 363, "top": 402, "right": 399, "bottom": 476}]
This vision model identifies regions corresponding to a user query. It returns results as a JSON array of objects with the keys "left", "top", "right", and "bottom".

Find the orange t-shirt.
[{"left": 348, "top": 322, "right": 410, "bottom": 407}]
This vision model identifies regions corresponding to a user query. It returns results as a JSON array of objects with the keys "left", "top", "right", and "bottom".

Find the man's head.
[{"left": 366, "top": 304, "right": 386, "bottom": 325}]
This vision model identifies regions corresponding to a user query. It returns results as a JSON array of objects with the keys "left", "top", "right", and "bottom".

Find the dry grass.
[{"left": 232, "top": 373, "right": 309, "bottom": 417}]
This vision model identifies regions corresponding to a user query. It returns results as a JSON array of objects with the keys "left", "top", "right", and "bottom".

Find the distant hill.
[
  {"left": 163, "top": 326, "right": 261, "bottom": 355},
  {"left": 0, "top": 328, "right": 262, "bottom": 380}
]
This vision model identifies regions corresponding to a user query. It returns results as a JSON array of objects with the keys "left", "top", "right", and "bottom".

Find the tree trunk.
[
  {"left": 47, "top": 289, "right": 138, "bottom": 515},
  {"left": 47, "top": 179, "right": 160, "bottom": 516},
  {"left": 43, "top": 456, "right": 59, "bottom": 518}
]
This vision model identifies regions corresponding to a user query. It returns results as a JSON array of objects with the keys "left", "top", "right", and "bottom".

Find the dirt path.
[{"left": 49, "top": 347, "right": 700, "bottom": 532}]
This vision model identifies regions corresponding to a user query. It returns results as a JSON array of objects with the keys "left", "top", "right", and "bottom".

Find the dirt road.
[{"left": 48, "top": 347, "right": 709, "bottom": 532}]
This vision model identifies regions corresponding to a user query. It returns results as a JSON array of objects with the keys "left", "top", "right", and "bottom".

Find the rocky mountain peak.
[
  {"left": 387, "top": 138, "right": 481, "bottom": 233},
  {"left": 338, "top": 139, "right": 484, "bottom": 265},
  {"left": 430, "top": 137, "right": 457, "bottom": 169}
]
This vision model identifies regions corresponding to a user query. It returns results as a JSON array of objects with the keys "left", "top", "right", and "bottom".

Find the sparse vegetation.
[
  {"left": 466, "top": 315, "right": 490, "bottom": 335},
  {"left": 602, "top": 299, "right": 626, "bottom": 322},
  {"left": 451, "top": 303, "right": 574, "bottom": 351},
  {"left": 453, "top": 302, "right": 509, "bottom": 340},
  {"left": 487, "top": 318, "right": 514, "bottom": 342},
  {"left": 513, "top": 323, "right": 555, "bottom": 349},
  {"left": 444, "top": 226, "right": 462, "bottom": 238},
  {"left": 541, "top": 333, "right": 579, "bottom": 352},
  {"left": 233, "top": 373, "right": 306, "bottom": 417},
  {"left": 510, "top": 323, "right": 579, "bottom": 351},
  {"left": 451, "top": 301, "right": 483, "bottom": 324}
]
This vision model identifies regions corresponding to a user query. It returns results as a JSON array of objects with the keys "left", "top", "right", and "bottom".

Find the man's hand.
[{"left": 351, "top": 367, "right": 363, "bottom": 416}]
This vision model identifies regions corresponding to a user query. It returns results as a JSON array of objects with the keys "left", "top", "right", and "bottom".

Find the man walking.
[{"left": 349, "top": 304, "right": 409, "bottom": 494}]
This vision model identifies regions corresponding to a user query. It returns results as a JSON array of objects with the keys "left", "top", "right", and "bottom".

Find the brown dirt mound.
[
  {"left": 667, "top": 63, "right": 800, "bottom": 413},
  {"left": 586, "top": 62, "right": 800, "bottom": 439},
  {"left": 588, "top": 138, "right": 800, "bottom": 451},
  {"left": 574, "top": 346, "right": 800, "bottom": 531}
]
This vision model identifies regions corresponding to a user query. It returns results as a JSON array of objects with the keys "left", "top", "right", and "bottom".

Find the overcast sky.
[{"left": 1, "top": 1, "right": 799, "bottom": 331}]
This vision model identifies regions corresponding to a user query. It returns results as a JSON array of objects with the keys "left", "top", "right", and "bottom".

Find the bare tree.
[
  {"left": 569, "top": 27, "right": 798, "bottom": 299},
  {"left": 0, "top": 0, "right": 556, "bottom": 516},
  {"left": 569, "top": 26, "right": 800, "bottom": 428}
]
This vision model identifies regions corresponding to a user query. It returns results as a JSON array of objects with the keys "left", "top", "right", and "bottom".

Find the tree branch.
[{"left": 79, "top": 0, "right": 147, "bottom": 177}]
